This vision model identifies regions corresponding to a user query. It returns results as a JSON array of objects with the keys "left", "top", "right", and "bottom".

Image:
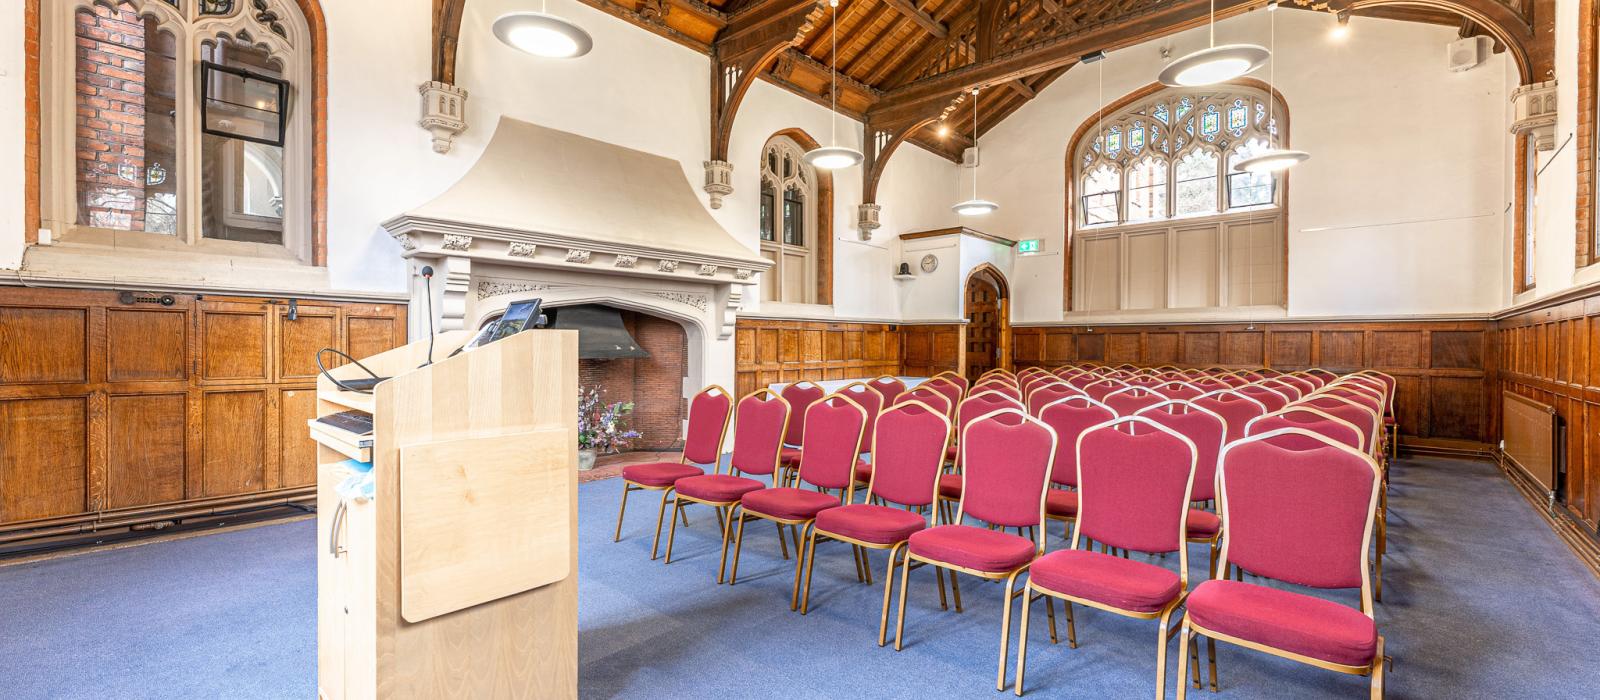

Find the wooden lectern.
[{"left": 309, "top": 330, "right": 578, "bottom": 699}]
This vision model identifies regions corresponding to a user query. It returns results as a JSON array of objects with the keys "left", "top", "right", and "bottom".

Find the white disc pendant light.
[
  {"left": 951, "top": 87, "right": 998, "bottom": 216},
  {"left": 804, "top": 1, "right": 863, "bottom": 170},
  {"left": 1158, "top": 0, "right": 1268, "bottom": 87},
  {"left": 1233, "top": 1, "right": 1310, "bottom": 173},
  {"left": 493, "top": 0, "right": 593, "bottom": 59}
]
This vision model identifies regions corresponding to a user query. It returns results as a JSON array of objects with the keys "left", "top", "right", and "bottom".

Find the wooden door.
[{"left": 966, "top": 279, "right": 1000, "bottom": 383}]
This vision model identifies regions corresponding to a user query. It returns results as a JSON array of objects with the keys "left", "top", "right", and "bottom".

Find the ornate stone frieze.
[
  {"left": 476, "top": 279, "right": 550, "bottom": 300},
  {"left": 658, "top": 259, "right": 680, "bottom": 273},
  {"left": 644, "top": 291, "right": 709, "bottom": 311},
  {"left": 565, "top": 249, "right": 592, "bottom": 264},
  {"left": 697, "top": 264, "right": 718, "bottom": 277},
  {"left": 857, "top": 203, "right": 882, "bottom": 238},
  {"left": 734, "top": 269, "right": 754, "bottom": 281},
  {"left": 441, "top": 233, "right": 472, "bottom": 251},
  {"left": 615, "top": 254, "right": 639, "bottom": 268},
  {"left": 507, "top": 242, "right": 539, "bottom": 258}
]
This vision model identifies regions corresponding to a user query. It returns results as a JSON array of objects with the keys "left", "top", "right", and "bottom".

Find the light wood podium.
[{"left": 310, "top": 330, "right": 578, "bottom": 699}]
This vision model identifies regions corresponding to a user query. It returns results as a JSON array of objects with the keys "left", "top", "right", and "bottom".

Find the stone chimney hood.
[{"left": 382, "top": 116, "right": 770, "bottom": 285}]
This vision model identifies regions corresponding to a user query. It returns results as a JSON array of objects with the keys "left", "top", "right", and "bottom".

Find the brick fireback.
[{"left": 578, "top": 309, "right": 687, "bottom": 453}]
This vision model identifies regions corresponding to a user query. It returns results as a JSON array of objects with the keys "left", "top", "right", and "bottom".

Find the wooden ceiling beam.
[
  {"left": 880, "top": 4, "right": 978, "bottom": 89},
  {"left": 883, "top": 0, "right": 947, "bottom": 38},
  {"left": 431, "top": 0, "right": 468, "bottom": 83}
]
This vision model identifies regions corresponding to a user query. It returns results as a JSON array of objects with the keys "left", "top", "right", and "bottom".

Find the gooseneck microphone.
[{"left": 420, "top": 265, "right": 436, "bottom": 367}]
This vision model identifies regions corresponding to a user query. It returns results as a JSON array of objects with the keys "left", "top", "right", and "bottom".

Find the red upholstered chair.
[
  {"left": 1136, "top": 400, "right": 1228, "bottom": 576},
  {"left": 665, "top": 389, "right": 790, "bottom": 582},
  {"left": 1350, "top": 371, "right": 1399, "bottom": 460},
  {"left": 839, "top": 382, "right": 886, "bottom": 485},
  {"left": 1104, "top": 385, "right": 1165, "bottom": 417},
  {"left": 1037, "top": 396, "right": 1116, "bottom": 537},
  {"left": 1176, "top": 429, "right": 1386, "bottom": 699},
  {"left": 1188, "top": 377, "right": 1228, "bottom": 394},
  {"left": 938, "top": 391, "right": 1027, "bottom": 508},
  {"left": 614, "top": 385, "right": 733, "bottom": 559},
  {"left": 1066, "top": 373, "right": 1100, "bottom": 390},
  {"left": 894, "top": 385, "right": 955, "bottom": 421},
  {"left": 727, "top": 393, "right": 867, "bottom": 608},
  {"left": 1193, "top": 390, "right": 1268, "bottom": 445},
  {"left": 869, "top": 375, "right": 909, "bottom": 404},
  {"left": 1303, "top": 367, "right": 1339, "bottom": 386},
  {"left": 1214, "top": 373, "right": 1249, "bottom": 388},
  {"left": 1027, "top": 382, "right": 1080, "bottom": 417},
  {"left": 924, "top": 376, "right": 965, "bottom": 413},
  {"left": 973, "top": 382, "right": 1023, "bottom": 402},
  {"left": 778, "top": 381, "right": 826, "bottom": 471},
  {"left": 1237, "top": 384, "right": 1290, "bottom": 413},
  {"left": 1275, "top": 374, "right": 1318, "bottom": 397},
  {"left": 1125, "top": 376, "right": 1166, "bottom": 390},
  {"left": 1014, "top": 416, "right": 1197, "bottom": 698},
  {"left": 931, "top": 370, "right": 971, "bottom": 396},
  {"left": 1256, "top": 368, "right": 1283, "bottom": 378},
  {"left": 1233, "top": 370, "right": 1265, "bottom": 382},
  {"left": 1153, "top": 381, "right": 1204, "bottom": 402},
  {"left": 1021, "top": 373, "right": 1058, "bottom": 396},
  {"left": 1259, "top": 378, "right": 1304, "bottom": 402},
  {"left": 802, "top": 400, "right": 953, "bottom": 641},
  {"left": 1083, "top": 378, "right": 1130, "bottom": 403},
  {"left": 981, "top": 368, "right": 1018, "bottom": 382},
  {"left": 1296, "top": 396, "right": 1382, "bottom": 458},
  {"left": 893, "top": 409, "right": 1057, "bottom": 691},
  {"left": 1245, "top": 408, "right": 1365, "bottom": 453}
]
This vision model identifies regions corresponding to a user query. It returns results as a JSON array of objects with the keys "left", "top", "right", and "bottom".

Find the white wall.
[
  {"left": 982, "top": 8, "right": 1510, "bottom": 323},
  {"left": 0, "top": 0, "right": 25, "bottom": 270}
]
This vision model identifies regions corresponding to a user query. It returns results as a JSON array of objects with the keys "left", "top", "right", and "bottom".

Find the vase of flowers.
[{"left": 577, "top": 385, "right": 642, "bottom": 470}]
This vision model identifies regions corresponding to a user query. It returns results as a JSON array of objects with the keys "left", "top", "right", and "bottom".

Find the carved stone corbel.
[
  {"left": 1510, "top": 80, "right": 1558, "bottom": 151},
  {"left": 703, "top": 160, "right": 734, "bottom": 208},
  {"left": 418, "top": 81, "right": 469, "bottom": 154},
  {"left": 431, "top": 255, "right": 472, "bottom": 331},
  {"left": 857, "top": 203, "right": 882, "bottom": 238}
]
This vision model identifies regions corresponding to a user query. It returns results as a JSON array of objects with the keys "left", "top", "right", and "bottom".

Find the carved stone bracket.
[
  {"left": 615, "top": 254, "right": 639, "bottom": 268},
  {"left": 419, "top": 81, "right": 469, "bottom": 154},
  {"left": 565, "top": 249, "right": 592, "bottom": 264},
  {"left": 441, "top": 233, "right": 473, "bottom": 252},
  {"left": 658, "top": 259, "right": 680, "bottom": 273},
  {"left": 703, "top": 160, "right": 734, "bottom": 208},
  {"left": 698, "top": 264, "right": 719, "bottom": 277},
  {"left": 437, "top": 255, "right": 473, "bottom": 331},
  {"left": 857, "top": 203, "right": 882, "bottom": 239},
  {"left": 507, "top": 242, "right": 538, "bottom": 257},
  {"left": 720, "top": 289, "right": 743, "bottom": 340},
  {"left": 1511, "top": 79, "right": 1558, "bottom": 151}
]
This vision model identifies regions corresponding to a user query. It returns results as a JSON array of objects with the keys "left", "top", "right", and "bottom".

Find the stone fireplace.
[
  {"left": 573, "top": 307, "right": 687, "bottom": 452},
  {"left": 382, "top": 117, "right": 769, "bottom": 444}
]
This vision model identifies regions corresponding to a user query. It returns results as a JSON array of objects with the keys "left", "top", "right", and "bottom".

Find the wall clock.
[{"left": 920, "top": 254, "right": 939, "bottom": 273}]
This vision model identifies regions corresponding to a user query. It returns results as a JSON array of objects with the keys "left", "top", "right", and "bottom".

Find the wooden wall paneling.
[
  {"left": 199, "top": 389, "right": 269, "bottom": 497},
  {"left": 105, "top": 393, "right": 187, "bottom": 508},
  {"left": 198, "top": 300, "right": 273, "bottom": 383},
  {"left": 0, "top": 305, "right": 89, "bottom": 384},
  {"left": 278, "top": 303, "right": 340, "bottom": 382},
  {"left": 1221, "top": 331, "right": 1264, "bottom": 366},
  {"left": 1146, "top": 332, "right": 1180, "bottom": 365},
  {"left": 1183, "top": 332, "right": 1220, "bottom": 366},
  {"left": 1271, "top": 330, "right": 1312, "bottom": 368},
  {"left": 1106, "top": 333, "right": 1140, "bottom": 364},
  {"left": 1075, "top": 333, "right": 1105, "bottom": 362},
  {"left": 106, "top": 307, "right": 187, "bottom": 382},
  {"left": 0, "top": 397, "right": 89, "bottom": 521}
]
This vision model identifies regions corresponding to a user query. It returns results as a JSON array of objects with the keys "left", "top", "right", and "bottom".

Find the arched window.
[
  {"left": 40, "top": 0, "right": 315, "bottom": 261},
  {"left": 759, "top": 135, "right": 820, "bottom": 304},
  {"left": 1069, "top": 85, "right": 1288, "bottom": 312}
]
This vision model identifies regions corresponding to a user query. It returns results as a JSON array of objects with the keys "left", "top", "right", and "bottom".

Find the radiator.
[{"left": 1501, "top": 391, "right": 1562, "bottom": 505}]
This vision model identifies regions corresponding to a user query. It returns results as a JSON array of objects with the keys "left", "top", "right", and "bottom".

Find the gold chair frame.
[{"left": 613, "top": 384, "right": 733, "bottom": 560}]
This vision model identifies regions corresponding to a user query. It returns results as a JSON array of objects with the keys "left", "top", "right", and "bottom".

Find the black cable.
[
  {"left": 316, "top": 348, "right": 383, "bottom": 394},
  {"left": 420, "top": 265, "right": 436, "bottom": 367}
]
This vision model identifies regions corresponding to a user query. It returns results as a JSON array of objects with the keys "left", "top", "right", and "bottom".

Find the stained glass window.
[
  {"left": 1105, "top": 126, "right": 1122, "bottom": 157},
  {"left": 1176, "top": 97, "right": 1193, "bottom": 120},
  {"left": 1227, "top": 101, "right": 1247, "bottom": 132},
  {"left": 1153, "top": 103, "right": 1169, "bottom": 124},
  {"left": 1125, "top": 157, "right": 1168, "bottom": 222},
  {"left": 1174, "top": 149, "right": 1219, "bottom": 217},
  {"left": 1200, "top": 107, "right": 1220, "bottom": 138},
  {"left": 1129, "top": 123, "right": 1145, "bottom": 154},
  {"left": 758, "top": 135, "right": 818, "bottom": 304},
  {"left": 201, "top": 0, "right": 233, "bottom": 14},
  {"left": 1082, "top": 164, "right": 1120, "bottom": 226}
]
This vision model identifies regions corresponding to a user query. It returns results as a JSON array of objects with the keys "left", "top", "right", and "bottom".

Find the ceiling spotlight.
[
  {"left": 952, "top": 198, "right": 1000, "bottom": 216},
  {"left": 493, "top": 11, "right": 593, "bottom": 59},
  {"left": 1157, "top": 0, "right": 1269, "bottom": 87},
  {"left": 1331, "top": 13, "right": 1352, "bottom": 40},
  {"left": 803, "top": 146, "right": 864, "bottom": 170},
  {"left": 937, "top": 123, "right": 951, "bottom": 137},
  {"left": 950, "top": 87, "right": 998, "bottom": 217},
  {"left": 1233, "top": 149, "right": 1311, "bottom": 173},
  {"left": 804, "top": 0, "right": 864, "bottom": 170}
]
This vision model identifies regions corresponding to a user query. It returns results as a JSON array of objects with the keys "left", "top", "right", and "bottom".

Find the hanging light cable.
[
  {"left": 492, "top": 0, "right": 594, "bottom": 59},
  {"left": 1157, "top": 0, "right": 1268, "bottom": 86},
  {"left": 804, "top": 0, "right": 864, "bottom": 169},
  {"left": 1234, "top": 0, "right": 1310, "bottom": 172},
  {"left": 952, "top": 87, "right": 999, "bottom": 216}
]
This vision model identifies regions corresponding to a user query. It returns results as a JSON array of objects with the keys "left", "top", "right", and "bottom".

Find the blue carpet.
[{"left": 4, "top": 457, "right": 1600, "bottom": 699}]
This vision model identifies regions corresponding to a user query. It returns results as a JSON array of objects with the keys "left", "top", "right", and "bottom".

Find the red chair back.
[
  {"left": 682, "top": 385, "right": 734, "bottom": 465},
  {"left": 1260, "top": 378, "right": 1304, "bottom": 401},
  {"left": 868, "top": 375, "right": 908, "bottom": 404},
  {"left": 1074, "top": 417, "right": 1196, "bottom": 556},
  {"left": 869, "top": 401, "right": 954, "bottom": 508},
  {"left": 1103, "top": 386, "right": 1164, "bottom": 416},
  {"left": 1218, "top": 430, "right": 1380, "bottom": 592},
  {"left": 922, "top": 377, "right": 964, "bottom": 415},
  {"left": 1038, "top": 396, "right": 1116, "bottom": 487},
  {"left": 1193, "top": 390, "right": 1269, "bottom": 444},
  {"left": 1215, "top": 374, "right": 1249, "bottom": 388},
  {"left": 797, "top": 394, "right": 869, "bottom": 492},
  {"left": 1297, "top": 396, "right": 1380, "bottom": 451},
  {"left": 779, "top": 381, "right": 826, "bottom": 446},
  {"left": 839, "top": 382, "right": 884, "bottom": 454},
  {"left": 1026, "top": 383, "right": 1080, "bottom": 417},
  {"left": 894, "top": 385, "right": 954, "bottom": 420},
  {"left": 957, "top": 409, "right": 1056, "bottom": 530},
  {"left": 1136, "top": 400, "right": 1226, "bottom": 502},
  {"left": 1246, "top": 407, "right": 1365, "bottom": 453},
  {"left": 972, "top": 382, "right": 1021, "bottom": 401},
  {"left": 1237, "top": 384, "right": 1290, "bottom": 413},
  {"left": 1322, "top": 385, "right": 1384, "bottom": 417},
  {"left": 1083, "top": 378, "right": 1128, "bottom": 402},
  {"left": 931, "top": 371, "right": 969, "bottom": 396},
  {"left": 958, "top": 391, "right": 1024, "bottom": 440},
  {"left": 729, "top": 390, "right": 790, "bottom": 477},
  {"left": 1154, "top": 380, "right": 1203, "bottom": 402},
  {"left": 1276, "top": 374, "right": 1317, "bottom": 396}
]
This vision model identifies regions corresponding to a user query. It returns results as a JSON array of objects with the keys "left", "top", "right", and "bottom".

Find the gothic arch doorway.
[{"left": 964, "top": 264, "right": 1010, "bottom": 383}]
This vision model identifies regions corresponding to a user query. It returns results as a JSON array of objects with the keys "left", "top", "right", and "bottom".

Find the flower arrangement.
[{"left": 578, "top": 385, "right": 642, "bottom": 454}]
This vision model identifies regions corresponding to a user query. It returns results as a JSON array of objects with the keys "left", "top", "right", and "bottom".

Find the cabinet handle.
[{"left": 329, "top": 500, "right": 348, "bottom": 557}]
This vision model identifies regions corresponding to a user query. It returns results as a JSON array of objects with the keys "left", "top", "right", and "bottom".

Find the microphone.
[{"left": 420, "top": 266, "right": 436, "bottom": 367}]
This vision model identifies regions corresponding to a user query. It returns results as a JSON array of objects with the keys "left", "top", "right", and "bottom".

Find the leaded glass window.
[
  {"left": 1174, "top": 148, "right": 1219, "bottom": 217},
  {"left": 1227, "top": 137, "right": 1275, "bottom": 208},
  {"left": 1081, "top": 164, "right": 1120, "bottom": 227},
  {"left": 759, "top": 136, "right": 819, "bottom": 304},
  {"left": 1126, "top": 156, "right": 1167, "bottom": 222}
]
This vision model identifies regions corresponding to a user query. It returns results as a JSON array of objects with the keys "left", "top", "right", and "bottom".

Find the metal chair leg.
[
  {"left": 1014, "top": 583, "right": 1034, "bottom": 696},
  {"left": 613, "top": 482, "right": 631, "bottom": 542}
]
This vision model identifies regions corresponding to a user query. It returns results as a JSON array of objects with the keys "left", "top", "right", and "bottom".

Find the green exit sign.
[{"left": 1017, "top": 239, "right": 1043, "bottom": 254}]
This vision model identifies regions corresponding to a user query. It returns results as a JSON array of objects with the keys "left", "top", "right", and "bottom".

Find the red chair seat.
[
  {"left": 907, "top": 524, "right": 1036, "bottom": 573},
  {"left": 1045, "top": 489, "right": 1078, "bottom": 518},
  {"left": 780, "top": 446, "right": 803, "bottom": 465},
  {"left": 945, "top": 444, "right": 959, "bottom": 459},
  {"left": 1186, "top": 509, "right": 1221, "bottom": 539},
  {"left": 937, "top": 473, "right": 963, "bottom": 498},
  {"left": 1187, "top": 579, "right": 1378, "bottom": 667},
  {"left": 1383, "top": 416, "right": 1396, "bottom": 425},
  {"left": 674, "top": 474, "right": 765, "bottom": 503},
  {"left": 853, "top": 458, "right": 872, "bottom": 482},
  {"left": 741, "top": 487, "right": 841, "bottom": 521},
  {"left": 621, "top": 462, "right": 703, "bottom": 488},
  {"left": 814, "top": 504, "right": 927, "bottom": 545},
  {"left": 1028, "top": 549, "right": 1181, "bottom": 613}
]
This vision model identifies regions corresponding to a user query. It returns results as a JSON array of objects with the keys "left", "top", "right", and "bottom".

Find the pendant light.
[
  {"left": 1233, "top": 1, "right": 1310, "bottom": 173},
  {"left": 804, "top": 1, "right": 864, "bottom": 170},
  {"left": 951, "top": 87, "right": 998, "bottom": 216},
  {"left": 1158, "top": 0, "right": 1268, "bottom": 87},
  {"left": 493, "top": 0, "right": 593, "bottom": 60}
]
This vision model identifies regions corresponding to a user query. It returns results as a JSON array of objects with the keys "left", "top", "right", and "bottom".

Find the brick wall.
[
  {"left": 1579, "top": 0, "right": 1596, "bottom": 267},
  {"left": 578, "top": 310, "right": 687, "bottom": 452},
  {"left": 73, "top": 2, "right": 149, "bottom": 230}
]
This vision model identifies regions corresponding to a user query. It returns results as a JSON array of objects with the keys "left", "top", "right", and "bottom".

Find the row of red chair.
[{"left": 610, "top": 364, "right": 1394, "bottom": 698}]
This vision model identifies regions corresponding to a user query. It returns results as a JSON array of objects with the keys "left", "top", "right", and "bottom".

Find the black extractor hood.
[{"left": 548, "top": 305, "right": 651, "bottom": 360}]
